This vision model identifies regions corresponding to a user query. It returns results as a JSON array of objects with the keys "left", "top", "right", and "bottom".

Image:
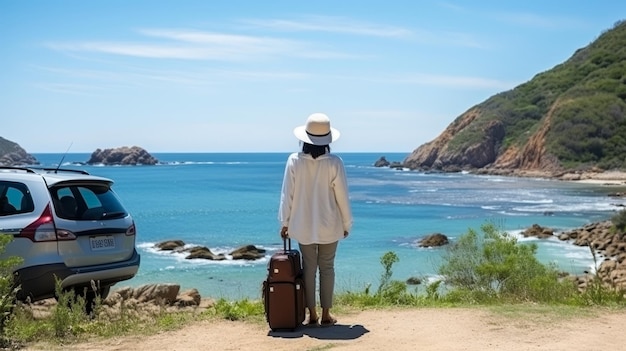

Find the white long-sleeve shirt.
[{"left": 279, "top": 152, "right": 353, "bottom": 245}]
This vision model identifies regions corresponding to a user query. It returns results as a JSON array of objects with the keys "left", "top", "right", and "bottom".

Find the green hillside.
[{"left": 448, "top": 20, "right": 626, "bottom": 171}]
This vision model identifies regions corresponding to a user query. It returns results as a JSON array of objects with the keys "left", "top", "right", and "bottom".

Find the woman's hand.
[{"left": 280, "top": 226, "right": 289, "bottom": 239}]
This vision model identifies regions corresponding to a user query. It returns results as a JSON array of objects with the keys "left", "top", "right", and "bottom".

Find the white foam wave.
[
  {"left": 511, "top": 202, "right": 619, "bottom": 213},
  {"left": 496, "top": 211, "right": 530, "bottom": 217}
]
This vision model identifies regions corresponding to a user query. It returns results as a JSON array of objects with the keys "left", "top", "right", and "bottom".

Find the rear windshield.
[
  {"left": 52, "top": 184, "right": 128, "bottom": 220},
  {"left": 0, "top": 181, "right": 35, "bottom": 216}
]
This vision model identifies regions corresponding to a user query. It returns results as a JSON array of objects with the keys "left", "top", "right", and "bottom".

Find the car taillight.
[
  {"left": 19, "top": 203, "right": 76, "bottom": 242},
  {"left": 126, "top": 222, "right": 136, "bottom": 236}
]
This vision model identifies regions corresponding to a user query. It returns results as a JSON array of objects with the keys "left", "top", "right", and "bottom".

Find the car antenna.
[{"left": 55, "top": 142, "right": 73, "bottom": 173}]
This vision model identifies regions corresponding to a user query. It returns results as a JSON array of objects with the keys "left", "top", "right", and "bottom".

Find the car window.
[
  {"left": 53, "top": 184, "right": 127, "bottom": 220},
  {"left": 0, "top": 181, "right": 35, "bottom": 216}
]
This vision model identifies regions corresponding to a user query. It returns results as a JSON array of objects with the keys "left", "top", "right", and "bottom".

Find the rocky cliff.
[
  {"left": 0, "top": 137, "right": 38, "bottom": 166},
  {"left": 404, "top": 20, "right": 626, "bottom": 178}
]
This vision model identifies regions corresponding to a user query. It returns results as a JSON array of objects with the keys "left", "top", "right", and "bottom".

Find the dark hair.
[{"left": 302, "top": 142, "right": 330, "bottom": 159}]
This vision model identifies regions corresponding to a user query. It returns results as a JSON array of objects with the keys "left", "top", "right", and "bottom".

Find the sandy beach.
[
  {"left": 561, "top": 171, "right": 626, "bottom": 185},
  {"left": 24, "top": 307, "right": 626, "bottom": 351}
]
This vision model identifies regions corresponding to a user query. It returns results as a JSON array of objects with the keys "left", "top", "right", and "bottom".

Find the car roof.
[{"left": 0, "top": 166, "right": 113, "bottom": 186}]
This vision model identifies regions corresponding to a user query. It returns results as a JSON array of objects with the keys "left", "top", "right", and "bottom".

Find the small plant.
[
  {"left": 209, "top": 298, "right": 264, "bottom": 321},
  {"left": 377, "top": 251, "right": 399, "bottom": 295},
  {"left": 610, "top": 208, "right": 626, "bottom": 233},
  {"left": 425, "top": 280, "right": 442, "bottom": 300},
  {"left": 0, "top": 234, "right": 22, "bottom": 346},
  {"left": 578, "top": 246, "right": 626, "bottom": 305},
  {"left": 52, "top": 280, "right": 89, "bottom": 338}
]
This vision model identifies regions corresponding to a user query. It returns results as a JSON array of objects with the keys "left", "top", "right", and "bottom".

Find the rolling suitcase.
[{"left": 263, "top": 238, "right": 306, "bottom": 331}]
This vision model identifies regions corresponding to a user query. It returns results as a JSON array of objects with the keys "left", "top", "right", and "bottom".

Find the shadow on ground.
[{"left": 267, "top": 323, "right": 369, "bottom": 340}]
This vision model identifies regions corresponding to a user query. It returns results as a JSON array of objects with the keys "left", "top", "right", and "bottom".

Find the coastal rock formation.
[
  {"left": 185, "top": 246, "right": 227, "bottom": 261},
  {"left": 155, "top": 240, "right": 186, "bottom": 251},
  {"left": 87, "top": 146, "right": 158, "bottom": 165},
  {"left": 230, "top": 245, "right": 266, "bottom": 260},
  {"left": 0, "top": 136, "right": 38, "bottom": 166},
  {"left": 522, "top": 224, "right": 555, "bottom": 239},
  {"left": 374, "top": 156, "right": 406, "bottom": 170},
  {"left": 23, "top": 283, "right": 211, "bottom": 320},
  {"left": 154, "top": 240, "right": 266, "bottom": 261},
  {"left": 527, "top": 221, "right": 626, "bottom": 292},
  {"left": 374, "top": 156, "right": 391, "bottom": 167},
  {"left": 419, "top": 233, "right": 449, "bottom": 247}
]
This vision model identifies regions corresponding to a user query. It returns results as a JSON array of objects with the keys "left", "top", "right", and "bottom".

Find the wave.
[{"left": 511, "top": 202, "right": 621, "bottom": 213}]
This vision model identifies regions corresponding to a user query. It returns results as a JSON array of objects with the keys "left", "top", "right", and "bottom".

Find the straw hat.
[{"left": 293, "top": 113, "right": 340, "bottom": 145}]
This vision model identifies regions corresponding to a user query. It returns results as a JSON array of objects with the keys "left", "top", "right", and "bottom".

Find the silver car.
[{"left": 0, "top": 166, "right": 140, "bottom": 304}]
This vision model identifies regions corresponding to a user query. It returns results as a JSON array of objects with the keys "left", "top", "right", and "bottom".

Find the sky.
[{"left": 1, "top": 1, "right": 625, "bottom": 153}]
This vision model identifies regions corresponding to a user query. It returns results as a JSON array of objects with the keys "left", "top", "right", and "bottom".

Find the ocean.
[{"left": 32, "top": 152, "right": 626, "bottom": 300}]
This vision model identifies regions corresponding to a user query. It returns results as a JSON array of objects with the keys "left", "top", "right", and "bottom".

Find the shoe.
[{"left": 320, "top": 316, "right": 337, "bottom": 327}]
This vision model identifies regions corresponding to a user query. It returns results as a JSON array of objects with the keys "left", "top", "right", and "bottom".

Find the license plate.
[{"left": 90, "top": 236, "right": 115, "bottom": 251}]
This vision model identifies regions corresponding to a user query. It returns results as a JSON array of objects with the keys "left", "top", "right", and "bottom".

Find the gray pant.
[{"left": 299, "top": 241, "right": 338, "bottom": 309}]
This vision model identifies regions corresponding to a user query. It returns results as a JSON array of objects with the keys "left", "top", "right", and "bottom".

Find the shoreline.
[
  {"left": 566, "top": 171, "right": 626, "bottom": 185},
  {"left": 491, "top": 169, "right": 626, "bottom": 186}
]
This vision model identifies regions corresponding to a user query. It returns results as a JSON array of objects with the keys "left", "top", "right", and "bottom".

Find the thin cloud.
[
  {"left": 244, "top": 15, "right": 489, "bottom": 49},
  {"left": 45, "top": 28, "right": 357, "bottom": 60},
  {"left": 242, "top": 15, "right": 413, "bottom": 38},
  {"left": 47, "top": 41, "right": 259, "bottom": 60}
]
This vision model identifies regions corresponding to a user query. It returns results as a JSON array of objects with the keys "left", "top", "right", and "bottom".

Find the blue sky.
[{"left": 2, "top": 1, "right": 625, "bottom": 153}]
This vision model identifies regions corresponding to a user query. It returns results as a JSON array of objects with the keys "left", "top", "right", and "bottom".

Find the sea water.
[{"left": 32, "top": 153, "right": 626, "bottom": 300}]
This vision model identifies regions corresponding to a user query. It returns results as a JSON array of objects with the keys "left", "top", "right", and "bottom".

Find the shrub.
[
  {"left": 0, "top": 235, "right": 22, "bottom": 344},
  {"left": 377, "top": 251, "right": 399, "bottom": 295},
  {"left": 611, "top": 208, "right": 626, "bottom": 232},
  {"left": 438, "top": 222, "right": 577, "bottom": 303}
]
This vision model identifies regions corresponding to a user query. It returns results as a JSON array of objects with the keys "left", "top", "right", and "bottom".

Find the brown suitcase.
[
  {"left": 267, "top": 238, "right": 302, "bottom": 282},
  {"left": 263, "top": 239, "right": 305, "bottom": 331}
]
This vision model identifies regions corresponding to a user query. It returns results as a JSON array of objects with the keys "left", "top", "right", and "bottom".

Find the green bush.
[{"left": 438, "top": 222, "right": 577, "bottom": 303}]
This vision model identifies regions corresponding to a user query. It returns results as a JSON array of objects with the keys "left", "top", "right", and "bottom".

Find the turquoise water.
[{"left": 32, "top": 153, "right": 626, "bottom": 300}]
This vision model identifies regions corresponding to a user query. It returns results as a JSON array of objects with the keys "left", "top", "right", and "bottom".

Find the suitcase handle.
[{"left": 283, "top": 237, "right": 291, "bottom": 251}]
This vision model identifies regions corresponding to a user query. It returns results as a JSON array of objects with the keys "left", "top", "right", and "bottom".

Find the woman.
[{"left": 278, "top": 113, "right": 353, "bottom": 327}]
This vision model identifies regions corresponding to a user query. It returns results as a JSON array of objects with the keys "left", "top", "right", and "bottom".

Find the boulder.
[
  {"left": 406, "top": 277, "right": 422, "bottom": 285},
  {"left": 155, "top": 240, "right": 186, "bottom": 251},
  {"left": 522, "top": 224, "right": 554, "bottom": 238},
  {"left": 174, "top": 288, "right": 202, "bottom": 307},
  {"left": 115, "top": 283, "right": 181, "bottom": 304},
  {"left": 389, "top": 161, "right": 405, "bottom": 169},
  {"left": 229, "top": 245, "right": 266, "bottom": 260},
  {"left": 374, "top": 156, "right": 390, "bottom": 167},
  {"left": 87, "top": 146, "right": 158, "bottom": 165},
  {"left": 419, "top": 233, "right": 449, "bottom": 247},
  {"left": 185, "top": 246, "right": 226, "bottom": 260}
]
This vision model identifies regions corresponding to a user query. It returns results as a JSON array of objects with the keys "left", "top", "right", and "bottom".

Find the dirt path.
[{"left": 24, "top": 307, "right": 626, "bottom": 351}]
